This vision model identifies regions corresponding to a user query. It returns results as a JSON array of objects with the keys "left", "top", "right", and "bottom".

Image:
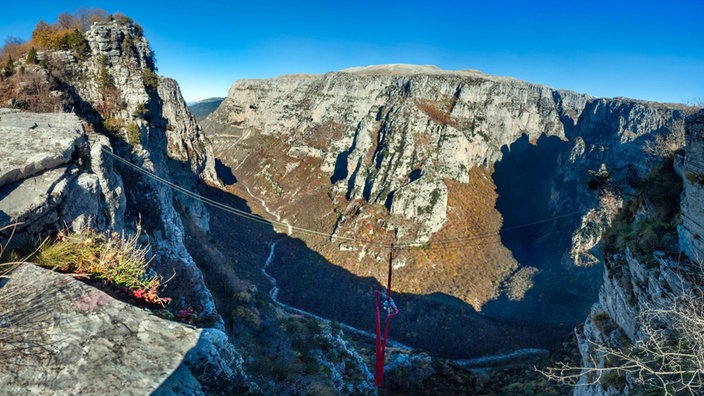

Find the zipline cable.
[
  {"left": 102, "top": 148, "right": 395, "bottom": 247},
  {"left": 102, "top": 148, "right": 584, "bottom": 250}
]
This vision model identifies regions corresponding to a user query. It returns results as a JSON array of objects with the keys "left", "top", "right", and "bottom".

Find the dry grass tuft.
[{"left": 34, "top": 227, "right": 170, "bottom": 306}]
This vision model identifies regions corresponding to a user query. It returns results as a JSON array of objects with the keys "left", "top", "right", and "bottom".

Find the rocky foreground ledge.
[{"left": 0, "top": 263, "right": 248, "bottom": 395}]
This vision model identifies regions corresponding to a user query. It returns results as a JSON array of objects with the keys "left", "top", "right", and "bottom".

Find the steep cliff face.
[
  {"left": 49, "top": 19, "right": 220, "bottom": 319},
  {"left": 573, "top": 109, "right": 704, "bottom": 396},
  {"left": 0, "top": 17, "right": 232, "bottom": 389},
  {"left": 202, "top": 65, "right": 687, "bottom": 331},
  {"left": 679, "top": 110, "right": 704, "bottom": 262}
]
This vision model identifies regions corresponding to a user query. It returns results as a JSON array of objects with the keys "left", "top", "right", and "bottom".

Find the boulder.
[{"left": 0, "top": 263, "right": 248, "bottom": 395}]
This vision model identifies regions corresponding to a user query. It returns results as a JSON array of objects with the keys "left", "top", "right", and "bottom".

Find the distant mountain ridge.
[{"left": 188, "top": 97, "right": 225, "bottom": 120}]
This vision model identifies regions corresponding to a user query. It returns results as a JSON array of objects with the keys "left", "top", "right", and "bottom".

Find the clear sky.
[{"left": 1, "top": 1, "right": 703, "bottom": 104}]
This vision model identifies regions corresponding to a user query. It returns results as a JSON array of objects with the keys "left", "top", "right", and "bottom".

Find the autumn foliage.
[
  {"left": 0, "top": 8, "right": 133, "bottom": 66},
  {"left": 0, "top": 8, "right": 139, "bottom": 112}
]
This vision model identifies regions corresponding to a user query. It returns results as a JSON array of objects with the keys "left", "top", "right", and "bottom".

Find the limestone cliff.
[
  {"left": 679, "top": 110, "right": 704, "bottom": 262},
  {"left": 0, "top": 17, "right": 235, "bottom": 393},
  {"left": 0, "top": 19, "right": 221, "bottom": 321},
  {"left": 573, "top": 109, "right": 704, "bottom": 395},
  {"left": 202, "top": 64, "right": 688, "bottom": 318}
]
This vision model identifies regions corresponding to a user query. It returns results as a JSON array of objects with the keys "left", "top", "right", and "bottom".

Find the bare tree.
[
  {"left": 540, "top": 286, "right": 704, "bottom": 395},
  {"left": 643, "top": 118, "right": 685, "bottom": 158}
]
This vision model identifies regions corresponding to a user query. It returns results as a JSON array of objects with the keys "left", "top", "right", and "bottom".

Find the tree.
[
  {"left": 541, "top": 285, "right": 704, "bottom": 395},
  {"left": 1, "top": 36, "right": 25, "bottom": 61},
  {"left": 97, "top": 66, "right": 114, "bottom": 90},
  {"left": 2, "top": 56, "right": 14, "bottom": 78},
  {"left": 26, "top": 47, "right": 37, "bottom": 64},
  {"left": 142, "top": 69, "right": 158, "bottom": 91},
  {"left": 57, "top": 12, "right": 75, "bottom": 30},
  {"left": 66, "top": 29, "right": 90, "bottom": 60},
  {"left": 31, "top": 20, "right": 58, "bottom": 49}
]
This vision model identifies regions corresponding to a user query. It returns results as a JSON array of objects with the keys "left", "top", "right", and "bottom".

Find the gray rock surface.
[
  {"left": 66, "top": 20, "right": 220, "bottom": 320},
  {"left": 202, "top": 64, "right": 687, "bottom": 314},
  {"left": 0, "top": 110, "right": 126, "bottom": 249},
  {"left": 204, "top": 65, "right": 686, "bottom": 250},
  {"left": 574, "top": 109, "right": 704, "bottom": 396},
  {"left": 0, "top": 109, "right": 84, "bottom": 187},
  {"left": 679, "top": 109, "right": 704, "bottom": 262},
  {"left": 2, "top": 17, "right": 223, "bottom": 329},
  {"left": 0, "top": 166, "right": 73, "bottom": 230},
  {"left": 0, "top": 263, "right": 247, "bottom": 395}
]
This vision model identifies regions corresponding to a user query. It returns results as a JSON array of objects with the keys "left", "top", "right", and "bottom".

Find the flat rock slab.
[
  {"left": 0, "top": 108, "right": 84, "bottom": 188},
  {"left": 0, "top": 166, "right": 71, "bottom": 228},
  {"left": 0, "top": 263, "right": 204, "bottom": 395}
]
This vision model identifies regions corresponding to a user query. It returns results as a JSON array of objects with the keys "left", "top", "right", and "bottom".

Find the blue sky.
[{"left": 1, "top": 1, "right": 703, "bottom": 104}]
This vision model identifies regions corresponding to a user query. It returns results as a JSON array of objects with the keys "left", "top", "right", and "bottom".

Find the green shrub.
[
  {"left": 2, "top": 56, "right": 14, "bottom": 77},
  {"left": 66, "top": 28, "right": 90, "bottom": 60},
  {"left": 96, "top": 66, "right": 114, "bottom": 90},
  {"left": 26, "top": 47, "right": 37, "bottom": 64},
  {"left": 603, "top": 158, "right": 682, "bottom": 256},
  {"left": 121, "top": 34, "right": 133, "bottom": 56},
  {"left": 102, "top": 117, "right": 122, "bottom": 134},
  {"left": 134, "top": 103, "right": 148, "bottom": 118},
  {"left": 126, "top": 122, "right": 140, "bottom": 146},
  {"left": 142, "top": 68, "right": 158, "bottom": 90}
]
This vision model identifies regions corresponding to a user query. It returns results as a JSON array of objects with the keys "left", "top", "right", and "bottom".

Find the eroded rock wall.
[
  {"left": 1, "top": 18, "right": 222, "bottom": 334},
  {"left": 679, "top": 110, "right": 704, "bottom": 262},
  {"left": 202, "top": 65, "right": 687, "bottom": 311},
  {"left": 574, "top": 109, "right": 704, "bottom": 396}
]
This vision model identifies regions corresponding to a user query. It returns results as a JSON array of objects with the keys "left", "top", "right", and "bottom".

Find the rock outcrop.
[
  {"left": 0, "top": 263, "right": 250, "bottom": 395},
  {"left": 36, "top": 18, "right": 221, "bottom": 321},
  {"left": 679, "top": 109, "right": 704, "bottom": 262},
  {"left": 0, "top": 109, "right": 115, "bottom": 243},
  {"left": 573, "top": 109, "right": 704, "bottom": 396},
  {"left": 0, "top": 17, "right": 230, "bottom": 391}
]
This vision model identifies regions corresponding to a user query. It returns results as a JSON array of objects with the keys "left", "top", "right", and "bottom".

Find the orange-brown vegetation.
[
  {"left": 0, "top": 64, "right": 62, "bottom": 112},
  {"left": 219, "top": 122, "right": 516, "bottom": 309},
  {"left": 298, "top": 167, "right": 516, "bottom": 310},
  {"left": 0, "top": 8, "right": 138, "bottom": 66},
  {"left": 414, "top": 95, "right": 459, "bottom": 128},
  {"left": 0, "top": 8, "right": 129, "bottom": 113},
  {"left": 364, "top": 121, "right": 382, "bottom": 165},
  {"left": 398, "top": 168, "right": 517, "bottom": 309},
  {"left": 236, "top": 152, "right": 514, "bottom": 309},
  {"left": 412, "top": 131, "right": 433, "bottom": 147},
  {"left": 224, "top": 133, "right": 338, "bottom": 235},
  {"left": 28, "top": 9, "right": 112, "bottom": 56},
  {"left": 302, "top": 119, "right": 345, "bottom": 150},
  {"left": 0, "top": 37, "right": 26, "bottom": 66}
]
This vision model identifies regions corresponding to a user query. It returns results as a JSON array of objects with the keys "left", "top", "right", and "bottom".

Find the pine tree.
[
  {"left": 2, "top": 56, "right": 14, "bottom": 77},
  {"left": 26, "top": 47, "right": 37, "bottom": 64}
]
